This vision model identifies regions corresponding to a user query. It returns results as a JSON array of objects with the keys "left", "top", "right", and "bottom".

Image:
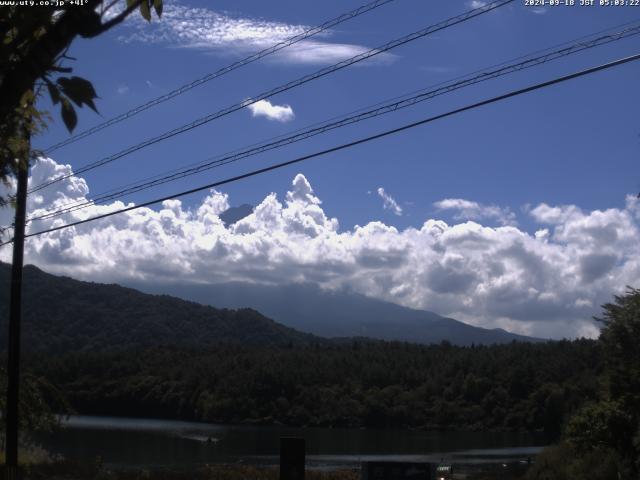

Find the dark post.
[
  {"left": 280, "top": 437, "right": 305, "bottom": 480},
  {"left": 4, "top": 149, "right": 29, "bottom": 478}
]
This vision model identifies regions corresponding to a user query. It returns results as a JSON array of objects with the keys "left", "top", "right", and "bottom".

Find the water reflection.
[{"left": 32, "top": 415, "right": 546, "bottom": 469}]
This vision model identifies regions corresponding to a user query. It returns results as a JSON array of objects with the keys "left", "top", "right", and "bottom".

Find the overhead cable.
[
  {"left": 2, "top": 51, "right": 637, "bottom": 248},
  {"left": 27, "top": 21, "right": 640, "bottom": 223},
  {"left": 42, "top": 0, "right": 399, "bottom": 154},
  {"left": 29, "top": 0, "right": 514, "bottom": 193}
]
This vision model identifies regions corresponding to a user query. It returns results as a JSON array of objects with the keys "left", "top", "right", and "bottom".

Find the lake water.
[{"left": 32, "top": 415, "right": 546, "bottom": 469}]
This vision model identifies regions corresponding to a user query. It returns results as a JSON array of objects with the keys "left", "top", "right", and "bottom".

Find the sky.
[{"left": 2, "top": 0, "right": 640, "bottom": 339}]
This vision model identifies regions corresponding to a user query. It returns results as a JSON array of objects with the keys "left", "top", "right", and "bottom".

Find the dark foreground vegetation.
[
  {"left": 0, "top": 461, "right": 535, "bottom": 480},
  {"left": 2, "top": 462, "right": 360, "bottom": 480},
  {"left": 27, "top": 339, "right": 600, "bottom": 435},
  {"left": 521, "top": 288, "right": 640, "bottom": 479}
]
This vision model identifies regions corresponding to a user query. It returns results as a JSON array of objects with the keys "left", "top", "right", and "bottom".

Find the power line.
[
  {"left": 26, "top": 21, "right": 640, "bottom": 223},
  {"left": 36, "top": 17, "right": 640, "bottom": 220},
  {"left": 3, "top": 52, "right": 637, "bottom": 248},
  {"left": 29, "top": 0, "right": 514, "bottom": 194},
  {"left": 29, "top": 22, "right": 640, "bottom": 222},
  {"left": 42, "top": 0, "right": 398, "bottom": 154}
]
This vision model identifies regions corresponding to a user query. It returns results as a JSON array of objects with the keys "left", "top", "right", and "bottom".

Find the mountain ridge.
[
  {"left": 129, "top": 280, "right": 544, "bottom": 345},
  {"left": 0, "top": 262, "right": 319, "bottom": 354},
  {"left": 0, "top": 262, "right": 543, "bottom": 351}
]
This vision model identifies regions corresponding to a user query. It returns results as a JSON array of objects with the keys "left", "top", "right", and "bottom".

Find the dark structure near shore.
[{"left": 280, "top": 437, "right": 306, "bottom": 480}]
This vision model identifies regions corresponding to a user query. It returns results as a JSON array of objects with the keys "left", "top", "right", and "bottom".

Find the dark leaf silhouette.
[
  {"left": 153, "top": 0, "right": 163, "bottom": 17},
  {"left": 57, "top": 76, "right": 98, "bottom": 112},
  {"left": 46, "top": 82, "right": 60, "bottom": 105},
  {"left": 60, "top": 97, "right": 77, "bottom": 133},
  {"left": 140, "top": 0, "right": 152, "bottom": 21}
]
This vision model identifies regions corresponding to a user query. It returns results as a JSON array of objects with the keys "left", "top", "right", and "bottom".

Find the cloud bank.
[
  {"left": 2, "top": 158, "right": 640, "bottom": 340},
  {"left": 116, "top": 2, "right": 395, "bottom": 66}
]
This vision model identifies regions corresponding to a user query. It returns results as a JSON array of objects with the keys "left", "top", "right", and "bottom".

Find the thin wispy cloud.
[
  {"left": 116, "top": 2, "right": 396, "bottom": 66},
  {"left": 276, "top": 41, "right": 394, "bottom": 66},
  {"left": 145, "top": 79, "right": 162, "bottom": 91},
  {"left": 468, "top": 1, "right": 487, "bottom": 8},
  {"left": 434, "top": 198, "right": 517, "bottom": 226},
  {"left": 377, "top": 187, "right": 403, "bottom": 216},
  {"left": 421, "top": 66, "right": 455, "bottom": 74},
  {"left": 248, "top": 99, "right": 295, "bottom": 123}
]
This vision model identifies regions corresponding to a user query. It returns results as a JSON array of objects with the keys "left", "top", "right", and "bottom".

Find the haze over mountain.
[
  {"left": 131, "top": 281, "right": 543, "bottom": 345},
  {"left": 0, "top": 263, "right": 318, "bottom": 354},
  {"left": 0, "top": 261, "right": 542, "bottom": 351}
]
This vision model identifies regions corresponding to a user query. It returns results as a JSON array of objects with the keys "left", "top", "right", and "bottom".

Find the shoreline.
[
  {"left": 26, "top": 415, "right": 545, "bottom": 478},
  {"left": 21, "top": 460, "right": 532, "bottom": 480}
]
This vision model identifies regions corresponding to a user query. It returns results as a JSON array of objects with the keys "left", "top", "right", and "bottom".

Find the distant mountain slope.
[
  {"left": 0, "top": 263, "right": 318, "bottom": 354},
  {"left": 133, "top": 281, "right": 543, "bottom": 345},
  {"left": 219, "top": 204, "right": 253, "bottom": 226}
]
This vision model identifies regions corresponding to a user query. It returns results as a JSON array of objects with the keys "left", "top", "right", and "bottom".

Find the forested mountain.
[
  {"left": 133, "top": 281, "right": 542, "bottom": 345},
  {"left": 0, "top": 262, "right": 605, "bottom": 434},
  {"left": 30, "top": 340, "right": 601, "bottom": 435},
  {"left": 0, "top": 263, "right": 318, "bottom": 354},
  {"left": 1, "top": 261, "right": 540, "bottom": 353}
]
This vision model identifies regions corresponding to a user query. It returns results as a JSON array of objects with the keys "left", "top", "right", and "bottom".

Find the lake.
[{"left": 32, "top": 415, "right": 547, "bottom": 469}]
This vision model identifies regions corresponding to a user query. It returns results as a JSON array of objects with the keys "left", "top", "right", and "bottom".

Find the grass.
[
  {"left": 10, "top": 461, "right": 538, "bottom": 480},
  {"left": 0, "top": 442, "right": 61, "bottom": 466},
  {"left": 0, "top": 437, "right": 531, "bottom": 479},
  {"left": 16, "top": 462, "right": 361, "bottom": 480}
]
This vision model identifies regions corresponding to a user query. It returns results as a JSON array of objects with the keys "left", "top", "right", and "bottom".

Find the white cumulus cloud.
[
  {"left": 248, "top": 99, "right": 295, "bottom": 122},
  {"left": 435, "top": 198, "right": 517, "bottom": 226},
  {"left": 2, "top": 157, "right": 640, "bottom": 341}
]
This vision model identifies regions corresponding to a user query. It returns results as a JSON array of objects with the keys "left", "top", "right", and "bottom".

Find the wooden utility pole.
[{"left": 4, "top": 135, "right": 29, "bottom": 479}]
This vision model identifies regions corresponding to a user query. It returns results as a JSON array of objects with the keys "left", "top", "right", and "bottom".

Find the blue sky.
[
  {"left": 34, "top": 0, "right": 640, "bottom": 230},
  {"left": 3, "top": 0, "right": 640, "bottom": 338}
]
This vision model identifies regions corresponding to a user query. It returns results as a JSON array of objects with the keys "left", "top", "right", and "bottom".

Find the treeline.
[{"left": 28, "top": 339, "right": 601, "bottom": 437}]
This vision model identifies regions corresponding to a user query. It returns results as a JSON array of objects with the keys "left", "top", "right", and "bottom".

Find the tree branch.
[{"left": 83, "top": 0, "right": 144, "bottom": 38}]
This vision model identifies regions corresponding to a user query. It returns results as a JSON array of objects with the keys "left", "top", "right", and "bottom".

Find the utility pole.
[{"left": 4, "top": 132, "right": 29, "bottom": 479}]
